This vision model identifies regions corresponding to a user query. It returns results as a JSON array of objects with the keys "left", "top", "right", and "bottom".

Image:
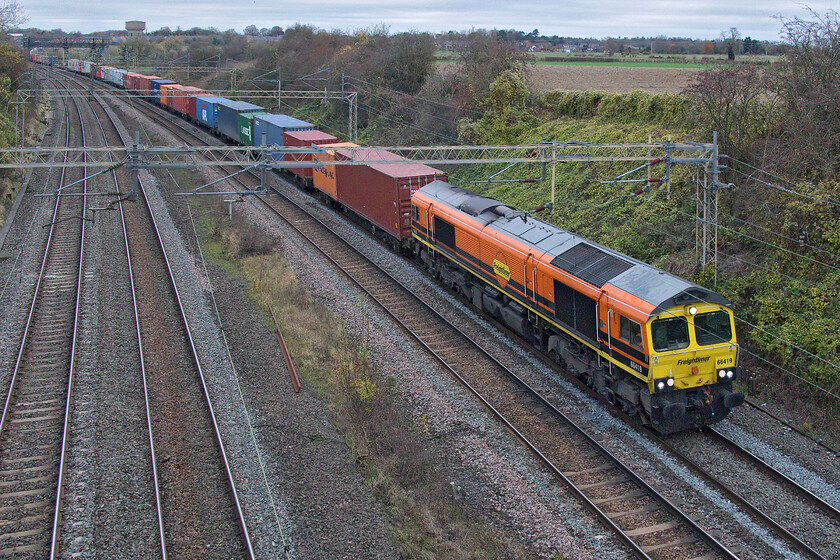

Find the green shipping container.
[{"left": 238, "top": 112, "right": 266, "bottom": 146}]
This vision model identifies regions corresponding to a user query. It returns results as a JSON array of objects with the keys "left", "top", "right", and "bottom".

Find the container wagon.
[
  {"left": 168, "top": 86, "right": 207, "bottom": 118},
  {"left": 252, "top": 114, "right": 314, "bottom": 149},
  {"left": 216, "top": 100, "right": 264, "bottom": 143},
  {"left": 150, "top": 78, "right": 176, "bottom": 103},
  {"left": 123, "top": 72, "right": 145, "bottom": 92},
  {"left": 312, "top": 142, "right": 359, "bottom": 200},
  {"left": 329, "top": 147, "right": 446, "bottom": 246},
  {"left": 194, "top": 96, "right": 229, "bottom": 129},
  {"left": 159, "top": 83, "right": 179, "bottom": 109},
  {"left": 136, "top": 75, "right": 162, "bottom": 97},
  {"left": 282, "top": 129, "right": 339, "bottom": 186},
  {"left": 237, "top": 111, "right": 268, "bottom": 146}
]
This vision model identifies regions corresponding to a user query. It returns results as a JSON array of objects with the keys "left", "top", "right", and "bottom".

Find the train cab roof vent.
[
  {"left": 492, "top": 205, "right": 517, "bottom": 218},
  {"left": 458, "top": 196, "right": 503, "bottom": 217},
  {"left": 550, "top": 243, "right": 633, "bottom": 288}
]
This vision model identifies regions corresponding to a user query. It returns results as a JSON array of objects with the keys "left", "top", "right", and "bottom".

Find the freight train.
[{"left": 40, "top": 55, "right": 745, "bottom": 434}]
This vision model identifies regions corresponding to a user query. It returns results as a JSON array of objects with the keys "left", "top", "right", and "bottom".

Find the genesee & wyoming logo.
[{"left": 677, "top": 356, "right": 710, "bottom": 366}]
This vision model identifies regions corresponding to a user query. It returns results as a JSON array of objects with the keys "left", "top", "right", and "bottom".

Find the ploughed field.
[
  {"left": 439, "top": 62, "right": 700, "bottom": 94},
  {"left": 527, "top": 64, "right": 700, "bottom": 94}
]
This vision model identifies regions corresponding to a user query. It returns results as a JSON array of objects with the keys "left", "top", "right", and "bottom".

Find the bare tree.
[
  {"left": 684, "top": 64, "right": 771, "bottom": 160},
  {"left": 457, "top": 30, "right": 529, "bottom": 104},
  {"left": 0, "top": 0, "right": 26, "bottom": 33},
  {"left": 773, "top": 9, "right": 840, "bottom": 177},
  {"left": 719, "top": 26, "right": 742, "bottom": 56}
]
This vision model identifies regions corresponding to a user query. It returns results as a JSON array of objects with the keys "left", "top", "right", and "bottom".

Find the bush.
[{"left": 540, "top": 89, "right": 689, "bottom": 125}]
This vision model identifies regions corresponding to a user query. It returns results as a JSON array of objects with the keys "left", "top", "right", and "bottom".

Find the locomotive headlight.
[
  {"left": 688, "top": 305, "right": 698, "bottom": 315},
  {"left": 726, "top": 370, "right": 735, "bottom": 379},
  {"left": 654, "top": 377, "right": 673, "bottom": 392},
  {"left": 719, "top": 369, "right": 727, "bottom": 378}
]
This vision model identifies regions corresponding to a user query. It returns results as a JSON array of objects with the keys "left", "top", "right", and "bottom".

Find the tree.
[
  {"left": 772, "top": 9, "right": 840, "bottom": 177},
  {"left": 382, "top": 32, "right": 435, "bottom": 94},
  {"left": 0, "top": 0, "right": 25, "bottom": 34},
  {"left": 0, "top": 43, "right": 27, "bottom": 84},
  {"left": 743, "top": 36, "right": 762, "bottom": 54},
  {"left": 720, "top": 27, "right": 741, "bottom": 58},
  {"left": 268, "top": 26, "right": 283, "bottom": 37},
  {"left": 244, "top": 25, "right": 259, "bottom": 37},
  {"left": 683, "top": 64, "right": 771, "bottom": 160},
  {"left": 457, "top": 30, "right": 529, "bottom": 104}
]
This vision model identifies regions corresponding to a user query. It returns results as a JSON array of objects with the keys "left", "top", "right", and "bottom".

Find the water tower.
[{"left": 125, "top": 21, "right": 146, "bottom": 38}]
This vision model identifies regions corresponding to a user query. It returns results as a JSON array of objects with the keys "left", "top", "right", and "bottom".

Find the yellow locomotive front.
[{"left": 643, "top": 303, "right": 744, "bottom": 433}]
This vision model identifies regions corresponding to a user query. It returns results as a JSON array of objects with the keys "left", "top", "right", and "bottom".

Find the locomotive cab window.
[
  {"left": 651, "top": 317, "right": 689, "bottom": 352},
  {"left": 694, "top": 311, "right": 732, "bottom": 345},
  {"left": 411, "top": 204, "right": 419, "bottom": 222},
  {"left": 619, "top": 315, "right": 643, "bottom": 350}
]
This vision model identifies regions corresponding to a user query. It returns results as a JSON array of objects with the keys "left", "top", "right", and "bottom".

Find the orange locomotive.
[{"left": 411, "top": 181, "right": 744, "bottom": 434}]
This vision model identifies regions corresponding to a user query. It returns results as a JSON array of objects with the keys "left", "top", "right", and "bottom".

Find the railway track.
[
  {"left": 85, "top": 81, "right": 255, "bottom": 558},
  {"left": 0, "top": 79, "right": 87, "bottom": 557},
  {"left": 76, "top": 71, "right": 840, "bottom": 559},
  {"left": 23, "top": 70, "right": 257, "bottom": 558}
]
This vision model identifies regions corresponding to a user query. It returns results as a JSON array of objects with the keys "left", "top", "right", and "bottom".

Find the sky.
[{"left": 18, "top": 0, "right": 840, "bottom": 41}]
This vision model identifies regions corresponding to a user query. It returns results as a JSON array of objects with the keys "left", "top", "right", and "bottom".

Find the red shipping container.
[
  {"left": 123, "top": 72, "right": 144, "bottom": 92},
  {"left": 282, "top": 130, "right": 339, "bottom": 183},
  {"left": 159, "top": 83, "right": 179, "bottom": 108},
  {"left": 167, "top": 86, "right": 207, "bottom": 117},
  {"left": 136, "top": 75, "right": 162, "bottom": 97},
  {"left": 333, "top": 148, "right": 446, "bottom": 242}
]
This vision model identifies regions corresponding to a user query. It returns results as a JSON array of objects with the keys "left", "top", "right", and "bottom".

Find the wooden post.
[{"left": 268, "top": 302, "right": 302, "bottom": 393}]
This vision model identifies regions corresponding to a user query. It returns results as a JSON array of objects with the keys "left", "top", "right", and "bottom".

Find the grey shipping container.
[
  {"left": 216, "top": 100, "right": 264, "bottom": 143},
  {"left": 252, "top": 114, "right": 314, "bottom": 148}
]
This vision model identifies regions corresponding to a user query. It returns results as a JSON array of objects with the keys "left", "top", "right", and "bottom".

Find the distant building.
[{"left": 125, "top": 21, "right": 146, "bottom": 38}]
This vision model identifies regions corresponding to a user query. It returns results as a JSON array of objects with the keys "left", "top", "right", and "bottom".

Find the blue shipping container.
[
  {"left": 252, "top": 114, "right": 314, "bottom": 148},
  {"left": 150, "top": 79, "right": 176, "bottom": 102},
  {"left": 216, "top": 100, "right": 264, "bottom": 143},
  {"left": 194, "top": 96, "right": 230, "bottom": 129}
]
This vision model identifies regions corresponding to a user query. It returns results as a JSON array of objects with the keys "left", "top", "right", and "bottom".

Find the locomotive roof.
[{"left": 417, "top": 180, "right": 730, "bottom": 314}]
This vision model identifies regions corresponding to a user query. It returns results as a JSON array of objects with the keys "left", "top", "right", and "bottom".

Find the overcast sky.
[{"left": 19, "top": 0, "right": 840, "bottom": 40}]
